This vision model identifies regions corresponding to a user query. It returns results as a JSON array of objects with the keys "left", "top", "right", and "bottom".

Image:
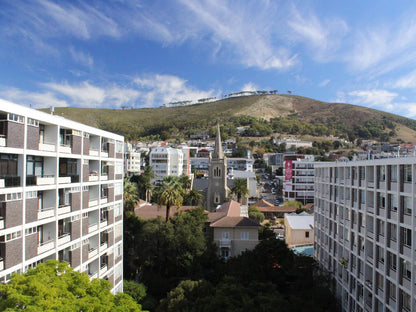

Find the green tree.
[
  {"left": 124, "top": 280, "right": 147, "bottom": 304},
  {"left": 184, "top": 189, "right": 203, "bottom": 206},
  {"left": 0, "top": 260, "right": 143, "bottom": 312},
  {"left": 231, "top": 178, "right": 249, "bottom": 203},
  {"left": 131, "top": 166, "right": 155, "bottom": 202},
  {"left": 155, "top": 176, "right": 184, "bottom": 222},
  {"left": 124, "top": 178, "right": 139, "bottom": 214},
  {"left": 248, "top": 206, "right": 265, "bottom": 223},
  {"left": 283, "top": 200, "right": 303, "bottom": 208}
]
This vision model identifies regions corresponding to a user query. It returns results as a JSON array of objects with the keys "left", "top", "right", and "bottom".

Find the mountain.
[{"left": 41, "top": 94, "right": 416, "bottom": 143}]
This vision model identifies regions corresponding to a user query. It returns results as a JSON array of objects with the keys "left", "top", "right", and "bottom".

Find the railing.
[
  {"left": 58, "top": 204, "right": 71, "bottom": 215},
  {"left": 100, "top": 218, "right": 108, "bottom": 227},
  {"left": 0, "top": 257, "right": 3, "bottom": 270},
  {"left": 0, "top": 216, "right": 4, "bottom": 229},
  {"left": 88, "top": 271, "right": 98, "bottom": 279},
  {"left": 58, "top": 176, "right": 71, "bottom": 184},
  {"left": 88, "top": 247, "right": 98, "bottom": 259},
  {"left": 89, "top": 148, "right": 99, "bottom": 156},
  {"left": 38, "top": 207, "right": 55, "bottom": 219},
  {"left": 38, "top": 239, "right": 55, "bottom": 254},
  {"left": 0, "top": 176, "right": 20, "bottom": 187},
  {"left": 39, "top": 142, "right": 56, "bottom": 152},
  {"left": 89, "top": 199, "right": 98, "bottom": 207},
  {"left": 100, "top": 241, "right": 108, "bottom": 250},
  {"left": 88, "top": 223, "right": 98, "bottom": 233},
  {"left": 100, "top": 197, "right": 108, "bottom": 204},
  {"left": 59, "top": 144, "right": 72, "bottom": 154},
  {"left": 0, "top": 135, "right": 6, "bottom": 147},
  {"left": 99, "top": 264, "right": 108, "bottom": 276},
  {"left": 58, "top": 233, "right": 71, "bottom": 245}
]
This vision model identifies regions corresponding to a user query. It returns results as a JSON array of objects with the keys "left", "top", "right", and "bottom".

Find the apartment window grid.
[
  {"left": 0, "top": 105, "right": 124, "bottom": 293},
  {"left": 314, "top": 159, "right": 416, "bottom": 312}
]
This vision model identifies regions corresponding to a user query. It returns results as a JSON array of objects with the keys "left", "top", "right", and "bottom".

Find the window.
[
  {"left": 390, "top": 165, "right": 398, "bottom": 182},
  {"left": 389, "top": 194, "right": 398, "bottom": 211},
  {"left": 387, "top": 280, "right": 396, "bottom": 301},
  {"left": 115, "top": 182, "right": 122, "bottom": 196},
  {"left": 401, "top": 260, "right": 411, "bottom": 280},
  {"left": 222, "top": 232, "right": 230, "bottom": 240},
  {"left": 220, "top": 247, "right": 229, "bottom": 259},
  {"left": 388, "top": 223, "right": 397, "bottom": 242},
  {"left": 400, "top": 290, "right": 411, "bottom": 311},
  {"left": 8, "top": 113, "right": 24, "bottom": 123},
  {"left": 305, "top": 231, "right": 310, "bottom": 238},
  {"left": 0, "top": 154, "right": 18, "bottom": 176},
  {"left": 114, "top": 203, "right": 122, "bottom": 217},
  {"left": 27, "top": 118, "right": 39, "bottom": 127},
  {"left": 377, "top": 219, "right": 385, "bottom": 237},
  {"left": 401, "top": 227, "right": 412, "bottom": 247},
  {"left": 115, "top": 244, "right": 122, "bottom": 257},
  {"left": 388, "top": 252, "right": 397, "bottom": 271},
  {"left": 26, "top": 191, "right": 37, "bottom": 199},
  {"left": 401, "top": 196, "right": 412, "bottom": 215},
  {"left": 25, "top": 227, "right": 37, "bottom": 235},
  {"left": 403, "top": 164, "right": 412, "bottom": 182},
  {"left": 241, "top": 232, "right": 249, "bottom": 240}
]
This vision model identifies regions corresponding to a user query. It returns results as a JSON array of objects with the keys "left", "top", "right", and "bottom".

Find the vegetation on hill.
[{"left": 41, "top": 94, "right": 416, "bottom": 143}]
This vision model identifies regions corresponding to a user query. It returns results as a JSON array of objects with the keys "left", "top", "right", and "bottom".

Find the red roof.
[{"left": 208, "top": 200, "right": 260, "bottom": 228}]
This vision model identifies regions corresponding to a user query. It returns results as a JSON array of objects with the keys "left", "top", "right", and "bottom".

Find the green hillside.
[{"left": 40, "top": 94, "right": 416, "bottom": 143}]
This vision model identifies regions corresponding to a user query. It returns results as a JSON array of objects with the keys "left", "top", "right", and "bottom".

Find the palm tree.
[
  {"left": 123, "top": 178, "right": 139, "bottom": 214},
  {"left": 231, "top": 178, "right": 249, "bottom": 203},
  {"left": 155, "top": 176, "right": 184, "bottom": 222},
  {"left": 184, "top": 189, "right": 203, "bottom": 206}
]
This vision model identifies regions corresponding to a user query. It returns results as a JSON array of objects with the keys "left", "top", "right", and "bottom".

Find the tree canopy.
[{"left": 0, "top": 260, "right": 143, "bottom": 312}]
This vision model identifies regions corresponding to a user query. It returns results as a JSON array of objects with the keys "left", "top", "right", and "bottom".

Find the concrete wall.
[
  {"left": 25, "top": 198, "right": 38, "bottom": 223},
  {"left": 25, "top": 234, "right": 38, "bottom": 260},
  {"left": 7, "top": 122, "right": 24, "bottom": 148},
  {"left": 3, "top": 200, "right": 23, "bottom": 228}
]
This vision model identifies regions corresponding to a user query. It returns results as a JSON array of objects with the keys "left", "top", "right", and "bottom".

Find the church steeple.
[{"left": 212, "top": 123, "right": 224, "bottom": 159}]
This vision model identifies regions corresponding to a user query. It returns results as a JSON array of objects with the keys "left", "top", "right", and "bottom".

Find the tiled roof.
[
  {"left": 210, "top": 216, "right": 260, "bottom": 227},
  {"left": 134, "top": 204, "right": 201, "bottom": 219},
  {"left": 208, "top": 200, "right": 260, "bottom": 228}
]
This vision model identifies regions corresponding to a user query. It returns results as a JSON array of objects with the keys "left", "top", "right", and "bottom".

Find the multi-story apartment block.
[
  {"left": 314, "top": 158, "right": 416, "bottom": 312},
  {"left": 191, "top": 157, "right": 254, "bottom": 175},
  {"left": 284, "top": 158, "right": 315, "bottom": 205},
  {"left": 124, "top": 143, "right": 141, "bottom": 177},
  {"left": 149, "top": 147, "right": 183, "bottom": 181},
  {"left": 0, "top": 100, "right": 124, "bottom": 293}
]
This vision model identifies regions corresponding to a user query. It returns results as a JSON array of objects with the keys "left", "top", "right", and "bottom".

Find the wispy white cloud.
[
  {"left": 241, "top": 82, "right": 258, "bottom": 92},
  {"left": 318, "top": 79, "right": 330, "bottom": 87},
  {"left": 0, "top": 87, "right": 68, "bottom": 108},
  {"left": 69, "top": 47, "right": 93, "bottom": 68},
  {"left": 390, "top": 69, "right": 416, "bottom": 89},
  {"left": 287, "top": 6, "right": 348, "bottom": 62},
  {"left": 134, "top": 74, "right": 218, "bottom": 107},
  {"left": 347, "top": 89, "right": 397, "bottom": 109},
  {"left": 347, "top": 15, "right": 416, "bottom": 75}
]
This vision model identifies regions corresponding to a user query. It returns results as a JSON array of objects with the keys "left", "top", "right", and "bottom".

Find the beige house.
[
  {"left": 284, "top": 212, "right": 314, "bottom": 247},
  {"left": 209, "top": 201, "right": 260, "bottom": 259}
]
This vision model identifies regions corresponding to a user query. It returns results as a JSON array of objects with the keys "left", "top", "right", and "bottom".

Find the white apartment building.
[
  {"left": 314, "top": 157, "right": 416, "bottom": 312},
  {"left": 284, "top": 159, "right": 315, "bottom": 205},
  {"left": 149, "top": 147, "right": 184, "bottom": 181},
  {"left": 124, "top": 143, "right": 141, "bottom": 177},
  {"left": 0, "top": 100, "right": 124, "bottom": 293}
]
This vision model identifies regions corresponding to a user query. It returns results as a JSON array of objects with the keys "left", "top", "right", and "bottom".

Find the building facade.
[
  {"left": 124, "top": 143, "right": 141, "bottom": 177},
  {"left": 0, "top": 100, "right": 124, "bottom": 293},
  {"left": 284, "top": 159, "right": 315, "bottom": 205},
  {"left": 314, "top": 158, "right": 416, "bottom": 312},
  {"left": 149, "top": 147, "right": 184, "bottom": 181}
]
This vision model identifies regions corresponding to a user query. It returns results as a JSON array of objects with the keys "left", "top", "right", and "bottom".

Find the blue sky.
[{"left": 1, "top": 0, "right": 416, "bottom": 119}]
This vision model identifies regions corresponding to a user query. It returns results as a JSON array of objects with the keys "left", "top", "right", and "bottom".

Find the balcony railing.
[
  {"left": 0, "top": 216, "right": 3, "bottom": 229},
  {"left": 0, "top": 176, "right": 20, "bottom": 187},
  {"left": 89, "top": 199, "right": 99, "bottom": 207},
  {"left": 99, "top": 264, "right": 108, "bottom": 276},
  {"left": 58, "top": 233, "right": 71, "bottom": 245},
  {"left": 220, "top": 239, "right": 231, "bottom": 247},
  {"left": 89, "top": 148, "right": 99, "bottom": 156},
  {"left": 58, "top": 176, "right": 71, "bottom": 184},
  {"left": 88, "top": 223, "right": 98, "bottom": 233},
  {"left": 88, "top": 247, "right": 98, "bottom": 259},
  {"left": 38, "top": 239, "right": 55, "bottom": 254},
  {"left": 0, "top": 257, "right": 3, "bottom": 271},
  {"left": 58, "top": 204, "right": 71, "bottom": 215},
  {"left": 88, "top": 271, "right": 98, "bottom": 279},
  {"left": 0, "top": 135, "right": 6, "bottom": 147},
  {"left": 60, "top": 144, "right": 72, "bottom": 154},
  {"left": 39, "top": 142, "right": 56, "bottom": 152},
  {"left": 100, "top": 241, "right": 108, "bottom": 250},
  {"left": 38, "top": 207, "right": 55, "bottom": 219}
]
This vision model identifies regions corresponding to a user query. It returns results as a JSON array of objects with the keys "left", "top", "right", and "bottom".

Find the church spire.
[{"left": 212, "top": 123, "right": 224, "bottom": 159}]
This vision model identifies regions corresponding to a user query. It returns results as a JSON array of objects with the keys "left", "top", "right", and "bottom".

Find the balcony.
[
  {"left": 0, "top": 257, "right": 3, "bottom": 271},
  {"left": 38, "top": 207, "right": 55, "bottom": 219},
  {"left": 100, "top": 174, "right": 108, "bottom": 181},
  {"left": 100, "top": 241, "right": 108, "bottom": 250},
  {"left": 39, "top": 142, "right": 56, "bottom": 152},
  {"left": 100, "top": 197, "right": 108, "bottom": 204},
  {"left": 0, "top": 176, "right": 20, "bottom": 188},
  {"left": 89, "top": 148, "right": 99, "bottom": 156},
  {"left": 60, "top": 145, "right": 72, "bottom": 154},
  {"left": 101, "top": 151, "right": 109, "bottom": 158},
  {"left": 99, "top": 264, "right": 108, "bottom": 276},
  {"left": 0, "top": 216, "right": 3, "bottom": 229},
  {"left": 89, "top": 199, "right": 98, "bottom": 207},
  {"left": 0, "top": 179, "right": 4, "bottom": 188},
  {"left": 89, "top": 223, "right": 98, "bottom": 233},
  {"left": 58, "top": 233, "right": 71, "bottom": 246},
  {"left": 0, "top": 136, "right": 6, "bottom": 147},
  {"left": 58, "top": 204, "right": 71, "bottom": 215},
  {"left": 88, "top": 271, "right": 98, "bottom": 280},
  {"left": 38, "top": 239, "right": 55, "bottom": 254},
  {"left": 58, "top": 176, "right": 71, "bottom": 184},
  {"left": 88, "top": 247, "right": 98, "bottom": 259},
  {"left": 89, "top": 173, "right": 98, "bottom": 182}
]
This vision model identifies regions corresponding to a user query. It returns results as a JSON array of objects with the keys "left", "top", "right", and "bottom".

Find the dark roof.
[{"left": 210, "top": 216, "right": 260, "bottom": 227}]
